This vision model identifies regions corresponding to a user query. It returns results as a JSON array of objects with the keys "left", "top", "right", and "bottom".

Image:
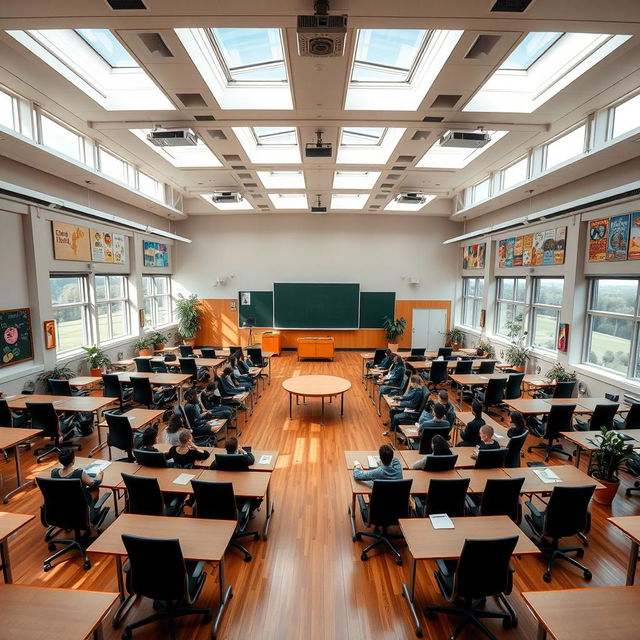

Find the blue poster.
[
  {"left": 143, "top": 241, "right": 169, "bottom": 267},
  {"left": 505, "top": 237, "right": 515, "bottom": 267},
  {"left": 606, "top": 214, "right": 630, "bottom": 261}
]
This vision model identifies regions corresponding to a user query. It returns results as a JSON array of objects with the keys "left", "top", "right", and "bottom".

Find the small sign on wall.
[
  {"left": 44, "top": 320, "right": 56, "bottom": 350},
  {"left": 557, "top": 323, "right": 569, "bottom": 352}
]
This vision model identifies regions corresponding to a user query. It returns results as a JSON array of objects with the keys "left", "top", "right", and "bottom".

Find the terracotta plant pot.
[
  {"left": 509, "top": 365, "right": 525, "bottom": 373},
  {"left": 153, "top": 343, "right": 165, "bottom": 351},
  {"left": 90, "top": 367, "right": 103, "bottom": 377},
  {"left": 183, "top": 339, "right": 196, "bottom": 347},
  {"left": 138, "top": 349, "right": 153, "bottom": 356},
  {"left": 451, "top": 342, "right": 460, "bottom": 350},
  {"left": 388, "top": 343, "right": 399, "bottom": 352},
  {"left": 593, "top": 478, "right": 619, "bottom": 505}
]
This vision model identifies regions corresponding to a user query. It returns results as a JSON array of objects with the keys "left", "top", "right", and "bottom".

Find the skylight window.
[
  {"left": 500, "top": 32, "right": 563, "bottom": 70},
  {"left": 384, "top": 195, "right": 437, "bottom": 211},
  {"left": 257, "top": 171, "right": 305, "bottom": 189},
  {"left": 337, "top": 127, "right": 405, "bottom": 164},
  {"left": 332, "top": 171, "right": 381, "bottom": 189},
  {"left": 130, "top": 129, "right": 222, "bottom": 167},
  {"left": 201, "top": 194, "right": 254, "bottom": 211},
  {"left": 268, "top": 194, "right": 308, "bottom": 210},
  {"left": 232, "top": 127, "right": 300, "bottom": 163},
  {"left": 75, "top": 29, "right": 137, "bottom": 68},
  {"left": 341, "top": 128, "right": 385, "bottom": 146},
  {"left": 330, "top": 194, "right": 369, "bottom": 210},
  {"left": 253, "top": 127, "right": 297, "bottom": 146},
  {"left": 211, "top": 28, "right": 287, "bottom": 82},
  {"left": 416, "top": 131, "right": 507, "bottom": 169}
]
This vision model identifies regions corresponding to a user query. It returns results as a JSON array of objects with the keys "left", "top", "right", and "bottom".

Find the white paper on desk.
[
  {"left": 173, "top": 473, "right": 196, "bottom": 485},
  {"left": 3, "top": 395, "right": 18, "bottom": 400},
  {"left": 367, "top": 455, "right": 381, "bottom": 468},
  {"left": 495, "top": 434, "right": 504, "bottom": 439},
  {"left": 429, "top": 513, "right": 454, "bottom": 529},
  {"left": 258, "top": 455, "right": 272, "bottom": 465},
  {"left": 533, "top": 468, "right": 561, "bottom": 483},
  {"left": 85, "top": 461, "right": 111, "bottom": 475},
  {"left": 233, "top": 394, "right": 244, "bottom": 399}
]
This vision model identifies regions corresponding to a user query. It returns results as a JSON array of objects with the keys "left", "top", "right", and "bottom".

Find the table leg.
[
  {"left": 112, "top": 555, "right": 136, "bottom": 627},
  {"left": 263, "top": 482, "right": 274, "bottom": 540},
  {"left": 626, "top": 540, "right": 638, "bottom": 585},
  {"left": 289, "top": 394, "right": 292, "bottom": 419},
  {"left": 536, "top": 622, "right": 547, "bottom": 640},
  {"left": 0, "top": 539, "right": 12, "bottom": 583},
  {"left": 93, "top": 624, "right": 104, "bottom": 640},
  {"left": 213, "top": 557, "right": 233, "bottom": 639},
  {"left": 3, "top": 444, "right": 34, "bottom": 503},
  {"left": 574, "top": 446, "right": 582, "bottom": 468},
  {"left": 341, "top": 393, "right": 344, "bottom": 417},
  {"left": 349, "top": 493, "right": 357, "bottom": 541},
  {"left": 268, "top": 357, "right": 271, "bottom": 385},
  {"left": 89, "top": 409, "right": 108, "bottom": 456},
  {"left": 401, "top": 557, "right": 422, "bottom": 637},
  {"left": 321, "top": 397, "right": 325, "bottom": 426}
]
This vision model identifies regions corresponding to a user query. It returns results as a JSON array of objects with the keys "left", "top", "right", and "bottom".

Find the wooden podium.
[
  {"left": 261, "top": 331, "right": 281, "bottom": 355},
  {"left": 297, "top": 337, "right": 334, "bottom": 361}
]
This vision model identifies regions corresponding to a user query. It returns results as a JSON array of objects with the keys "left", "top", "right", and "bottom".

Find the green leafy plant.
[
  {"left": 588, "top": 427, "right": 635, "bottom": 483},
  {"left": 38, "top": 364, "right": 75, "bottom": 383},
  {"left": 475, "top": 339, "right": 496, "bottom": 359},
  {"left": 501, "top": 313, "right": 531, "bottom": 367},
  {"left": 149, "top": 330, "right": 170, "bottom": 346},
  {"left": 382, "top": 316, "right": 406, "bottom": 342},
  {"left": 134, "top": 337, "right": 152, "bottom": 352},
  {"left": 545, "top": 362, "right": 577, "bottom": 383},
  {"left": 175, "top": 293, "right": 202, "bottom": 341},
  {"left": 82, "top": 345, "right": 111, "bottom": 370},
  {"left": 446, "top": 327, "right": 464, "bottom": 347}
]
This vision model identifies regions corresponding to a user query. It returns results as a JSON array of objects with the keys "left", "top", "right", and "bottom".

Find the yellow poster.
[{"left": 52, "top": 221, "right": 90, "bottom": 261}]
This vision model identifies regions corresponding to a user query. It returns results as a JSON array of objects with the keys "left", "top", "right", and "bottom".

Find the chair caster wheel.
[
  {"left": 48, "top": 543, "right": 56, "bottom": 551},
  {"left": 577, "top": 548, "right": 584, "bottom": 558},
  {"left": 43, "top": 563, "right": 52, "bottom": 572},
  {"left": 503, "top": 617, "right": 512, "bottom": 629},
  {"left": 244, "top": 553, "right": 252, "bottom": 563},
  {"left": 122, "top": 630, "right": 131, "bottom": 640},
  {"left": 511, "top": 615, "right": 519, "bottom": 629},
  {"left": 254, "top": 533, "right": 260, "bottom": 541},
  {"left": 424, "top": 609, "right": 435, "bottom": 619},
  {"left": 203, "top": 612, "right": 213, "bottom": 624},
  {"left": 584, "top": 570, "right": 592, "bottom": 580},
  {"left": 395, "top": 558, "right": 402, "bottom": 565},
  {"left": 543, "top": 572, "right": 551, "bottom": 583},
  {"left": 360, "top": 553, "right": 368, "bottom": 561},
  {"left": 355, "top": 533, "right": 362, "bottom": 541},
  {"left": 83, "top": 560, "right": 91, "bottom": 570}
]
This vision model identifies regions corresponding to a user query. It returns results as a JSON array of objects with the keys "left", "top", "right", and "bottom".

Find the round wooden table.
[{"left": 282, "top": 375, "right": 352, "bottom": 424}]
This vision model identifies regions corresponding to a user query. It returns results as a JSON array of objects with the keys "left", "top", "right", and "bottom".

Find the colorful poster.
[
  {"left": 477, "top": 243, "right": 486, "bottom": 269},
  {"left": 554, "top": 226, "right": 566, "bottom": 264},
  {"left": 505, "top": 237, "right": 515, "bottom": 267},
  {"left": 0, "top": 308, "right": 33, "bottom": 367},
  {"left": 522, "top": 234, "right": 533, "bottom": 266},
  {"left": 513, "top": 236, "right": 524, "bottom": 266},
  {"left": 498, "top": 239, "right": 506, "bottom": 268},
  {"left": 533, "top": 232, "right": 544, "bottom": 265},
  {"left": 462, "top": 246, "right": 469, "bottom": 270},
  {"left": 52, "top": 221, "right": 90, "bottom": 261},
  {"left": 143, "top": 241, "right": 169, "bottom": 267},
  {"left": 557, "top": 323, "right": 569, "bottom": 353},
  {"left": 588, "top": 218, "right": 609, "bottom": 262},
  {"left": 543, "top": 229, "right": 556, "bottom": 265},
  {"left": 606, "top": 215, "right": 630, "bottom": 261},
  {"left": 90, "top": 229, "right": 114, "bottom": 263},
  {"left": 630, "top": 213, "right": 640, "bottom": 260},
  {"left": 462, "top": 243, "right": 485, "bottom": 269},
  {"left": 113, "top": 234, "right": 126, "bottom": 265}
]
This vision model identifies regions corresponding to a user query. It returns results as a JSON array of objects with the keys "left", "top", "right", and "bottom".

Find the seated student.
[
  {"left": 209, "top": 436, "right": 255, "bottom": 469},
  {"left": 378, "top": 355, "right": 406, "bottom": 396},
  {"left": 384, "top": 375, "right": 426, "bottom": 435},
  {"left": 417, "top": 402, "right": 451, "bottom": 434},
  {"left": 353, "top": 444, "right": 403, "bottom": 482},
  {"left": 412, "top": 434, "right": 452, "bottom": 469},
  {"left": 367, "top": 348, "right": 393, "bottom": 372},
  {"left": 139, "top": 426, "right": 162, "bottom": 452},
  {"left": 51, "top": 448, "right": 103, "bottom": 520},
  {"left": 220, "top": 366, "right": 249, "bottom": 399},
  {"left": 166, "top": 429, "right": 209, "bottom": 468},
  {"left": 183, "top": 388, "right": 223, "bottom": 440},
  {"left": 458, "top": 400, "right": 485, "bottom": 447},
  {"left": 200, "top": 382, "right": 233, "bottom": 421},
  {"left": 230, "top": 355, "right": 255, "bottom": 389},
  {"left": 507, "top": 410, "right": 527, "bottom": 438},
  {"left": 164, "top": 413, "right": 187, "bottom": 446},
  {"left": 437, "top": 389, "right": 457, "bottom": 427},
  {"left": 471, "top": 424, "right": 501, "bottom": 459}
]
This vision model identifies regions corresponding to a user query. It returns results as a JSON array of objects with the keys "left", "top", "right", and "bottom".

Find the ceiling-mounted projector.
[
  {"left": 147, "top": 129, "right": 198, "bottom": 147},
  {"left": 305, "top": 130, "right": 332, "bottom": 158},
  {"left": 211, "top": 192, "right": 243, "bottom": 203},
  {"left": 297, "top": 1, "right": 347, "bottom": 57},
  {"left": 440, "top": 131, "right": 491, "bottom": 149},
  {"left": 395, "top": 193, "right": 427, "bottom": 205}
]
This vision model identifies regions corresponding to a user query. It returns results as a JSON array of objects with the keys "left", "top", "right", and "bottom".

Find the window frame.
[
  {"left": 50, "top": 274, "right": 91, "bottom": 354},
  {"left": 95, "top": 274, "right": 130, "bottom": 343},
  {"left": 461, "top": 277, "right": 484, "bottom": 330},
  {"left": 142, "top": 275, "right": 174, "bottom": 329},
  {"left": 495, "top": 276, "right": 528, "bottom": 338},
  {"left": 530, "top": 277, "right": 564, "bottom": 353}
]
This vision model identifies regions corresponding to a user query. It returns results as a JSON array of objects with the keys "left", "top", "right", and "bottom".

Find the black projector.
[{"left": 305, "top": 142, "right": 332, "bottom": 158}]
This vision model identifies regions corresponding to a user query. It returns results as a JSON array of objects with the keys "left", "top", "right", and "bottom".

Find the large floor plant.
[{"left": 175, "top": 293, "right": 202, "bottom": 345}]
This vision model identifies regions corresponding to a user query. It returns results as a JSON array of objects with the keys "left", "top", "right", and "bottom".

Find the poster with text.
[
  {"left": 513, "top": 235, "right": 524, "bottom": 266},
  {"left": 543, "top": 229, "right": 556, "bottom": 265},
  {"left": 554, "top": 226, "right": 567, "bottom": 264},
  {"left": 533, "top": 232, "right": 544, "bottom": 265},
  {"left": 90, "top": 229, "right": 114, "bottom": 263},
  {"left": 629, "top": 213, "right": 640, "bottom": 260},
  {"left": 52, "top": 221, "right": 90, "bottom": 261},
  {"left": 498, "top": 240, "right": 506, "bottom": 268},
  {"left": 588, "top": 218, "right": 609, "bottom": 261},
  {"left": 112, "top": 234, "right": 126, "bottom": 265},
  {"left": 606, "top": 214, "right": 630, "bottom": 261},
  {"left": 505, "top": 237, "right": 515, "bottom": 267},
  {"left": 143, "top": 241, "right": 169, "bottom": 267},
  {"left": 522, "top": 234, "right": 533, "bottom": 266}
]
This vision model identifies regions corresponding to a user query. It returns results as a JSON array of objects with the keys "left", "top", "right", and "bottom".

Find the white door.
[
  {"left": 412, "top": 308, "right": 448, "bottom": 351},
  {"left": 411, "top": 309, "right": 429, "bottom": 349}
]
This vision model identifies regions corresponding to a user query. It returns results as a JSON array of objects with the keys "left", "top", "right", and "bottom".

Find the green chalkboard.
[
  {"left": 274, "top": 283, "right": 360, "bottom": 329},
  {"left": 0, "top": 308, "right": 34, "bottom": 368},
  {"left": 359, "top": 292, "right": 396, "bottom": 328},
  {"left": 238, "top": 291, "right": 273, "bottom": 328}
]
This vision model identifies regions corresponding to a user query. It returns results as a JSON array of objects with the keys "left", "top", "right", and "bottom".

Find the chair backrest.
[
  {"left": 414, "top": 388, "right": 431, "bottom": 417},
  {"left": 588, "top": 403, "right": 619, "bottom": 431},
  {"left": 25, "top": 402, "right": 60, "bottom": 438},
  {"left": 36, "top": 477, "right": 90, "bottom": 530},
  {"left": 191, "top": 479, "right": 237, "bottom": 520},
  {"left": 164, "top": 353, "right": 177, "bottom": 362},
  {"left": 133, "top": 449, "right": 167, "bottom": 467},
  {"left": 425, "top": 478, "right": 470, "bottom": 517},
  {"left": 102, "top": 373, "right": 125, "bottom": 400},
  {"left": 371, "top": 349, "right": 386, "bottom": 366},
  {"left": 150, "top": 359, "right": 168, "bottom": 373},
  {"left": 179, "top": 345, "right": 194, "bottom": 358},
  {"left": 429, "top": 359, "right": 449, "bottom": 385},
  {"left": 105, "top": 411, "right": 134, "bottom": 454},
  {"left": 122, "top": 533, "right": 187, "bottom": 602},
  {"left": 454, "top": 359, "right": 473, "bottom": 375},
  {"left": 484, "top": 378, "right": 507, "bottom": 407},
  {"left": 200, "top": 347, "right": 217, "bottom": 358},
  {"left": 214, "top": 453, "right": 250, "bottom": 471},
  {"left": 480, "top": 477, "right": 525, "bottom": 521},
  {"left": 247, "top": 347, "right": 264, "bottom": 365},
  {"left": 474, "top": 447, "right": 508, "bottom": 469},
  {"left": 177, "top": 404, "right": 193, "bottom": 429},
  {"left": 605, "top": 393, "right": 619, "bottom": 402},
  {"left": 477, "top": 360, "right": 496, "bottom": 374},
  {"left": 179, "top": 358, "right": 198, "bottom": 375},
  {"left": 423, "top": 454, "right": 458, "bottom": 471},
  {"left": 411, "top": 348, "right": 426, "bottom": 357},
  {"left": 504, "top": 373, "right": 524, "bottom": 400},
  {"left": 367, "top": 479, "right": 413, "bottom": 526},
  {"left": 437, "top": 347, "right": 452, "bottom": 359},
  {"left": 0, "top": 399, "right": 13, "bottom": 428},
  {"left": 418, "top": 425, "right": 452, "bottom": 454},
  {"left": 505, "top": 430, "right": 529, "bottom": 468},
  {"left": 625, "top": 403, "right": 640, "bottom": 429},
  {"left": 454, "top": 536, "right": 519, "bottom": 600},
  {"left": 134, "top": 357, "right": 153, "bottom": 372},
  {"left": 48, "top": 378, "right": 72, "bottom": 396},
  {"left": 122, "top": 472, "right": 165, "bottom": 515},
  {"left": 545, "top": 404, "right": 576, "bottom": 439},
  {"left": 130, "top": 376, "right": 154, "bottom": 406},
  {"left": 544, "top": 485, "right": 596, "bottom": 539},
  {"left": 400, "top": 373, "right": 410, "bottom": 394},
  {"left": 553, "top": 381, "right": 576, "bottom": 398},
  {"left": 229, "top": 346, "right": 243, "bottom": 358}
]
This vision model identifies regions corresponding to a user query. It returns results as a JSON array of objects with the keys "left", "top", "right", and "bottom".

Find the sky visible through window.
[
  {"left": 75, "top": 29, "right": 138, "bottom": 68},
  {"left": 341, "top": 127, "right": 386, "bottom": 146},
  {"left": 253, "top": 127, "right": 297, "bottom": 145},
  {"left": 500, "top": 32, "right": 563, "bottom": 70}
]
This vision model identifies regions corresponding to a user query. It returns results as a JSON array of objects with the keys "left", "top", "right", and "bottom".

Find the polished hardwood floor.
[{"left": 2, "top": 352, "right": 639, "bottom": 639}]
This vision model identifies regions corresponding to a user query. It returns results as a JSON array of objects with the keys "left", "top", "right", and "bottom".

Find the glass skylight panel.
[
  {"left": 330, "top": 194, "right": 369, "bottom": 210},
  {"left": 337, "top": 127, "right": 405, "bottom": 164},
  {"left": 416, "top": 131, "right": 507, "bottom": 169},
  {"left": 253, "top": 127, "right": 297, "bottom": 146},
  {"left": 612, "top": 93, "right": 640, "bottom": 138},
  {"left": 352, "top": 29, "right": 426, "bottom": 82},
  {"left": 75, "top": 29, "right": 138, "bottom": 68},
  {"left": 257, "top": 171, "right": 305, "bottom": 189},
  {"left": 341, "top": 128, "right": 386, "bottom": 146},
  {"left": 201, "top": 194, "right": 253, "bottom": 211},
  {"left": 130, "top": 129, "right": 222, "bottom": 168},
  {"left": 268, "top": 193, "right": 308, "bottom": 209},
  {"left": 500, "top": 32, "right": 563, "bottom": 70},
  {"left": 233, "top": 127, "right": 300, "bottom": 163},
  {"left": 332, "top": 171, "right": 381, "bottom": 189},
  {"left": 384, "top": 195, "right": 437, "bottom": 211},
  {"left": 545, "top": 125, "right": 586, "bottom": 169}
]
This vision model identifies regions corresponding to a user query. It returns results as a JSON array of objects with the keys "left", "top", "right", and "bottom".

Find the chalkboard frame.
[{"left": 0, "top": 307, "right": 34, "bottom": 368}]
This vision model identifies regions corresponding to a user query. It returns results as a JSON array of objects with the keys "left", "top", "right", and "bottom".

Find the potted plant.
[
  {"left": 501, "top": 313, "right": 531, "bottom": 373},
  {"left": 175, "top": 294, "right": 202, "bottom": 346},
  {"left": 382, "top": 316, "right": 406, "bottom": 352},
  {"left": 149, "top": 330, "right": 170, "bottom": 352},
  {"left": 475, "top": 339, "right": 496, "bottom": 359},
  {"left": 588, "top": 427, "right": 636, "bottom": 505},
  {"left": 445, "top": 327, "right": 464, "bottom": 350},
  {"left": 135, "top": 337, "right": 153, "bottom": 357},
  {"left": 38, "top": 364, "right": 76, "bottom": 390},
  {"left": 82, "top": 345, "right": 111, "bottom": 376},
  {"left": 544, "top": 362, "right": 577, "bottom": 383}
]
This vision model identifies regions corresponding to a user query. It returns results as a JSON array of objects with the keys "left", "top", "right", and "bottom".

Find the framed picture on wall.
[
  {"left": 44, "top": 320, "right": 56, "bottom": 350},
  {"left": 557, "top": 323, "right": 569, "bottom": 352},
  {"left": 479, "top": 309, "right": 486, "bottom": 328},
  {"left": 0, "top": 308, "right": 34, "bottom": 367}
]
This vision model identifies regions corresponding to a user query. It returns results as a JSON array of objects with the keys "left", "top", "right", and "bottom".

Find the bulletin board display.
[
  {"left": 498, "top": 226, "right": 566, "bottom": 267},
  {"left": 588, "top": 213, "right": 640, "bottom": 262},
  {"left": 0, "top": 308, "right": 34, "bottom": 368},
  {"left": 462, "top": 243, "right": 486, "bottom": 269},
  {"left": 52, "top": 221, "right": 126, "bottom": 264}
]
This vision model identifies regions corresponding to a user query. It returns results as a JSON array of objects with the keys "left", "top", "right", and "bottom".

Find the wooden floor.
[{"left": 2, "top": 352, "right": 639, "bottom": 640}]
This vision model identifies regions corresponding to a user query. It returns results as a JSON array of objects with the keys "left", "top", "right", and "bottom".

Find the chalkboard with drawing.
[{"left": 0, "top": 308, "right": 34, "bottom": 367}]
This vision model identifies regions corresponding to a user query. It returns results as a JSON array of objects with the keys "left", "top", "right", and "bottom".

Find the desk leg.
[
  {"left": 401, "top": 557, "right": 422, "bottom": 637},
  {"left": 289, "top": 394, "right": 292, "bottom": 419},
  {"left": 263, "top": 482, "right": 274, "bottom": 540},
  {"left": 3, "top": 444, "right": 34, "bottom": 503},
  {"left": 213, "top": 558, "right": 233, "bottom": 639},
  {"left": 89, "top": 409, "right": 108, "bottom": 456},
  {"left": 268, "top": 358, "right": 271, "bottom": 385},
  {"left": 112, "top": 555, "right": 136, "bottom": 627},
  {"left": 321, "top": 397, "right": 325, "bottom": 426},
  {"left": 536, "top": 622, "right": 547, "bottom": 640},
  {"left": 349, "top": 494, "right": 357, "bottom": 541},
  {"left": 341, "top": 393, "right": 344, "bottom": 417},
  {"left": 93, "top": 623, "right": 104, "bottom": 640},
  {"left": 377, "top": 391, "right": 382, "bottom": 417},
  {"left": 0, "top": 539, "right": 12, "bottom": 583},
  {"left": 626, "top": 540, "right": 638, "bottom": 585}
]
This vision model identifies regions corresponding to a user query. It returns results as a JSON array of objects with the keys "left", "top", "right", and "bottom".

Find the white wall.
[{"left": 174, "top": 214, "right": 461, "bottom": 301}]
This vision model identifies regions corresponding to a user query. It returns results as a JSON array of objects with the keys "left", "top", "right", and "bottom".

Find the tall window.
[
  {"left": 585, "top": 278, "right": 639, "bottom": 378},
  {"left": 50, "top": 275, "right": 90, "bottom": 353},
  {"left": 461, "top": 278, "right": 483, "bottom": 329},
  {"left": 496, "top": 277, "right": 527, "bottom": 336},
  {"left": 531, "top": 278, "right": 564, "bottom": 351},
  {"left": 96, "top": 275, "right": 129, "bottom": 342},
  {"left": 142, "top": 275, "right": 172, "bottom": 328}
]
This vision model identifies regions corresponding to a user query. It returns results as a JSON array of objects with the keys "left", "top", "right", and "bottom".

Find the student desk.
[
  {"left": 608, "top": 516, "right": 640, "bottom": 585},
  {"left": 399, "top": 515, "right": 539, "bottom": 637},
  {"left": 0, "top": 583, "right": 119, "bottom": 640},
  {"left": 456, "top": 467, "right": 511, "bottom": 492},
  {"left": 522, "top": 585, "right": 640, "bottom": 640},
  {"left": 87, "top": 513, "right": 235, "bottom": 633},
  {"left": 0, "top": 512, "right": 34, "bottom": 582},
  {"left": 504, "top": 465, "right": 603, "bottom": 494},
  {"left": 505, "top": 397, "right": 597, "bottom": 415},
  {"left": 523, "top": 376, "right": 555, "bottom": 395},
  {"left": 359, "top": 352, "right": 375, "bottom": 381},
  {"left": 68, "top": 376, "right": 102, "bottom": 390},
  {"left": 448, "top": 373, "right": 508, "bottom": 409},
  {"left": 453, "top": 411, "right": 510, "bottom": 444},
  {"left": 344, "top": 451, "right": 409, "bottom": 470},
  {"left": 560, "top": 428, "right": 640, "bottom": 467},
  {"left": 0, "top": 426, "right": 42, "bottom": 503},
  {"left": 156, "top": 443, "right": 279, "bottom": 471},
  {"left": 115, "top": 371, "right": 192, "bottom": 404},
  {"left": 400, "top": 447, "right": 479, "bottom": 470},
  {"left": 282, "top": 375, "right": 351, "bottom": 425}
]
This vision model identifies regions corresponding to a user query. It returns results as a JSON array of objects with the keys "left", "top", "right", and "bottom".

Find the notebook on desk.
[
  {"left": 533, "top": 468, "right": 561, "bottom": 483},
  {"left": 367, "top": 455, "right": 380, "bottom": 468}
]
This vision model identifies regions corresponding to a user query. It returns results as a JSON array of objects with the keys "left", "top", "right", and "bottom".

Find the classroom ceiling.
[{"left": 0, "top": 0, "right": 639, "bottom": 219}]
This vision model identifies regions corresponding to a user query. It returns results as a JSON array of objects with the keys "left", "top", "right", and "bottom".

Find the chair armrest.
[
  {"left": 94, "top": 492, "right": 110, "bottom": 510},
  {"left": 525, "top": 500, "right": 543, "bottom": 519},
  {"left": 465, "top": 494, "right": 480, "bottom": 515},
  {"left": 190, "top": 560, "right": 207, "bottom": 580}
]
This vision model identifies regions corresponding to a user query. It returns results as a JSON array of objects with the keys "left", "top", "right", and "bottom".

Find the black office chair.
[
  {"left": 102, "top": 373, "right": 133, "bottom": 411},
  {"left": 177, "top": 404, "right": 223, "bottom": 447},
  {"left": 28, "top": 402, "right": 81, "bottom": 462},
  {"left": 573, "top": 403, "right": 619, "bottom": 432},
  {"left": 191, "top": 479, "right": 259, "bottom": 562},
  {"left": 477, "top": 361, "right": 497, "bottom": 374},
  {"left": 0, "top": 398, "right": 28, "bottom": 428},
  {"left": 133, "top": 449, "right": 168, "bottom": 467},
  {"left": 437, "top": 347, "right": 453, "bottom": 359},
  {"left": 616, "top": 403, "right": 640, "bottom": 430},
  {"left": 425, "top": 536, "right": 519, "bottom": 638},
  {"left": 179, "top": 345, "right": 195, "bottom": 358},
  {"left": 503, "top": 373, "right": 524, "bottom": 401},
  {"left": 427, "top": 360, "right": 449, "bottom": 392},
  {"left": 213, "top": 453, "right": 250, "bottom": 471},
  {"left": 229, "top": 346, "right": 243, "bottom": 358},
  {"left": 505, "top": 430, "right": 529, "bottom": 468},
  {"left": 452, "top": 359, "right": 473, "bottom": 375},
  {"left": 422, "top": 454, "right": 459, "bottom": 471},
  {"left": 475, "top": 378, "right": 507, "bottom": 419},
  {"left": 131, "top": 376, "right": 175, "bottom": 409},
  {"left": 528, "top": 404, "right": 575, "bottom": 461},
  {"left": 417, "top": 477, "right": 470, "bottom": 518},
  {"left": 247, "top": 347, "right": 267, "bottom": 367},
  {"left": 121, "top": 472, "right": 183, "bottom": 517},
  {"left": 121, "top": 533, "right": 211, "bottom": 640},
  {"left": 552, "top": 380, "right": 576, "bottom": 398},
  {"left": 407, "top": 348, "right": 426, "bottom": 362},
  {"left": 369, "top": 349, "right": 386, "bottom": 368},
  {"left": 179, "top": 358, "right": 209, "bottom": 385},
  {"left": 200, "top": 347, "right": 217, "bottom": 358},
  {"left": 355, "top": 479, "right": 412, "bottom": 564},
  {"left": 134, "top": 357, "right": 153, "bottom": 373},
  {"left": 104, "top": 412, "right": 136, "bottom": 462},
  {"left": 150, "top": 358, "right": 168, "bottom": 373},
  {"left": 626, "top": 454, "right": 640, "bottom": 496},
  {"left": 48, "top": 378, "right": 87, "bottom": 397},
  {"left": 36, "top": 477, "right": 109, "bottom": 572},
  {"left": 418, "top": 425, "right": 452, "bottom": 454},
  {"left": 466, "top": 477, "right": 525, "bottom": 523},
  {"left": 474, "top": 448, "right": 508, "bottom": 469}
]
